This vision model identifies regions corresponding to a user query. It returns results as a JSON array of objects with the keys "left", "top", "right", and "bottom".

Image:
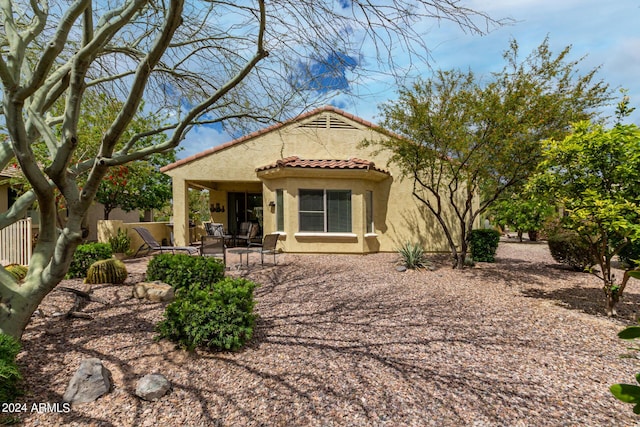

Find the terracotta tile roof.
[
  {"left": 256, "top": 156, "right": 390, "bottom": 175},
  {"left": 160, "top": 105, "right": 382, "bottom": 173}
]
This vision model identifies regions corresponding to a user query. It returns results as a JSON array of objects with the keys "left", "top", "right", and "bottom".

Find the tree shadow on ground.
[
  {"left": 521, "top": 286, "right": 640, "bottom": 323},
  {"left": 204, "top": 260, "right": 554, "bottom": 425},
  {"left": 16, "top": 251, "right": 638, "bottom": 426}
]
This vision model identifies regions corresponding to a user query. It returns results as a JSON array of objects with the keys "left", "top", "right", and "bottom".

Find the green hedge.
[
  {"left": 146, "top": 253, "right": 225, "bottom": 291},
  {"left": 66, "top": 243, "right": 113, "bottom": 279},
  {"left": 0, "top": 334, "right": 23, "bottom": 403},
  {"left": 618, "top": 239, "right": 640, "bottom": 268},
  {"left": 547, "top": 231, "right": 594, "bottom": 271},
  {"left": 156, "top": 277, "right": 257, "bottom": 351},
  {"left": 468, "top": 229, "right": 501, "bottom": 262}
]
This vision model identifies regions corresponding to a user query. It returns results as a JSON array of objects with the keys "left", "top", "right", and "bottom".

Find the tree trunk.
[
  {"left": 0, "top": 278, "right": 53, "bottom": 339},
  {"left": 605, "top": 288, "right": 619, "bottom": 317}
]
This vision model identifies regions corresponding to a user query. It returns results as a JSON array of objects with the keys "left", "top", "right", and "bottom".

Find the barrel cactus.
[
  {"left": 5, "top": 264, "right": 28, "bottom": 281},
  {"left": 85, "top": 259, "right": 128, "bottom": 284}
]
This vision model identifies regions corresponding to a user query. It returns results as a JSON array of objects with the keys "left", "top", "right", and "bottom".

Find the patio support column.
[{"left": 172, "top": 178, "right": 190, "bottom": 246}]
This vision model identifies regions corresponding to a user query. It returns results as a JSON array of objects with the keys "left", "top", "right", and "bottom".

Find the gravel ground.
[{"left": 8, "top": 240, "right": 640, "bottom": 426}]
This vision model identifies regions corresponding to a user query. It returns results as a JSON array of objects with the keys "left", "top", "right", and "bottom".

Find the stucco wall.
[
  {"left": 164, "top": 111, "right": 476, "bottom": 253},
  {"left": 97, "top": 220, "right": 172, "bottom": 255}
]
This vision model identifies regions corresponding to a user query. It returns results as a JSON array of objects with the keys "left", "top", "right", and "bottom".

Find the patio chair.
[
  {"left": 249, "top": 233, "right": 280, "bottom": 265},
  {"left": 236, "top": 222, "right": 259, "bottom": 246},
  {"left": 133, "top": 227, "right": 198, "bottom": 257},
  {"left": 204, "top": 222, "right": 225, "bottom": 237},
  {"left": 238, "top": 221, "right": 251, "bottom": 236},
  {"left": 200, "top": 235, "right": 226, "bottom": 264}
]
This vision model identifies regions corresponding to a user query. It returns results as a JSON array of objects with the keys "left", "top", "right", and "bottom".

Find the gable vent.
[{"left": 298, "top": 114, "right": 357, "bottom": 130}]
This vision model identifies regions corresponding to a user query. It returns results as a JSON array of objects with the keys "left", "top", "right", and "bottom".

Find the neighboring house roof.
[
  {"left": 0, "top": 164, "right": 21, "bottom": 179},
  {"left": 256, "top": 156, "right": 390, "bottom": 175},
  {"left": 160, "top": 105, "right": 382, "bottom": 173}
]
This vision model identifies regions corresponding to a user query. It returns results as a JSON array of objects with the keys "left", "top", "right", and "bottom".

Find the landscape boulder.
[
  {"left": 133, "top": 281, "right": 174, "bottom": 302},
  {"left": 135, "top": 373, "right": 171, "bottom": 401},
  {"left": 63, "top": 358, "right": 112, "bottom": 404}
]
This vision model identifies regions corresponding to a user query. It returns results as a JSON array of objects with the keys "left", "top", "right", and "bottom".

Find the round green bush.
[
  {"left": 547, "top": 231, "right": 594, "bottom": 271},
  {"left": 146, "top": 254, "right": 225, "bottom": 291},
  {"left": 156, "top": 277, "right": 257, "bottom": 351},
  {"left": 468, "top": 229, "right": 501, "bottom": 263},
  {"left": 618, "top": 239, "right": 640, "bottom": 268}
]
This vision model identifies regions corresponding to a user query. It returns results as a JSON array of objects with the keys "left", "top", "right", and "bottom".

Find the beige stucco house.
[{"left": 161, "top": 106, "right": 464, "bottom": 254}]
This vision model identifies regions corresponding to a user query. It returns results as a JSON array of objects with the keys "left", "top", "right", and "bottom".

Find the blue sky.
[{"left": 178, "top": 0, "right": 640, "bottom": 159}]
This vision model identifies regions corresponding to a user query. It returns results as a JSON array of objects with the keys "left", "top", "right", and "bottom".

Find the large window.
[{"left": 299, "top": 189, "right": 352, "bottom": 232}]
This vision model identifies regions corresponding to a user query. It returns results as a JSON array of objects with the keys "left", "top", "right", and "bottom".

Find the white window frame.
[
  {"left": 298, "top": 189, "right": 352, "bottom": 233},
  {"left": 365, "top": 190, "right": 375, "bottom": 235}
]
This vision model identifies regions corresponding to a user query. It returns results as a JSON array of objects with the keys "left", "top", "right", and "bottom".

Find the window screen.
[{"left": 299, "top": 189, "right": 351, "bottom": 232}]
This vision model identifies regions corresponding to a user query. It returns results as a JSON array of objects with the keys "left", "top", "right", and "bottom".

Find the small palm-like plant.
[
  {"left": 108, "top": 228, "right": 131, "bottom": 254},
  {"left": 397, "top": 242, "right": 430, "bottom": 269}
]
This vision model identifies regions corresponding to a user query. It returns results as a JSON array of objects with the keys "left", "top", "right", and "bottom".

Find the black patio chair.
[
  {"left": 133, "top": 227, "right": 198, "bottom": 257},
  {"left": 249, "top": 233, "right": 280, "bottom": 265},
  {"left": 200, "top": 235, "right": 226, "bottom": 265}
]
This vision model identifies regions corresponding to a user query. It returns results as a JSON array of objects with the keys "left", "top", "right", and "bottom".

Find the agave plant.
[{"left": 397, "top": 242, "right": 430, "bottom": 269}]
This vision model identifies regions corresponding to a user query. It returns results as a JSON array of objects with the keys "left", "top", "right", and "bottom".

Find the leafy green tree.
[
  {"left": 187, "top": 188, "right": 211, "bottom": 224},
  {"left": 491, "top": 192, "right": 554, "bottom": 241},
  {"left": 369, "top": 38, "right": 611, "bottom": 268},
  {"left": 530, "top": 102, "right": 640, "bottom": 315},
  {"left": 97, "top": 155, "right": 173, "bottom": 220}
]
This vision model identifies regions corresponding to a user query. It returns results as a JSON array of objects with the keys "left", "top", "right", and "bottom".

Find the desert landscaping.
[{"left": 10, "top": 239, "right": 640, "bottom": 426}]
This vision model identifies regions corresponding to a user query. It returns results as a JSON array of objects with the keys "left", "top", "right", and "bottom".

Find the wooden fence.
[{"left": 0, "top": 218, "right": 32, "bottom": 265}]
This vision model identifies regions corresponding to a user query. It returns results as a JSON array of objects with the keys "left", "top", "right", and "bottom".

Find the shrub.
[
  {"left": 156, "top": 277, "right": 257, "bottom": 351},
  {"left": 468, "top": 229, "right": 501, "bottom": 262},
  {"left": 397, "top": 242, "right": 430, "bottom": 269},
  {"left": 618, "top": 239, "right": 640, "bottom": 268},
  {"left": 0, "top": 334, "right": 23, "bottom": 403},
  {"left": 4, "top": 264, "right": 28, "bottom": 281},
  {"left": 547, "top": 231, "right": 594, "bottom": 271},
  {"left": 85, "top": 258, "right": 128, "bottom": 284},
  {"left": 147, "top": 254, "right": 225, "bottom": 291},
  {"left": 66, "top": 242, "right": 113, "bottom": 279},
  {"left": 108, "top": 228, "right": 131, "bottom": 254}
]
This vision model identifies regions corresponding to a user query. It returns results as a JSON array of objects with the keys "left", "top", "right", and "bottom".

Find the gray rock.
[
  {"left": 63, "top": 358, "right": 112, "bottom": 404},
  {"left": 133, "top": 281, "right": 174, "bottom": 302},
  {"left": 395, "top": 265, "right": 407, "bottom": 272},
  {"left": 135, "top": 373, "right": 171, "bottom": 401}
]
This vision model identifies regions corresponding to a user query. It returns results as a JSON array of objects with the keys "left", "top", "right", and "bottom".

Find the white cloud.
[{"left": 178, "top": 126, "right": 231, "bottom": 160}]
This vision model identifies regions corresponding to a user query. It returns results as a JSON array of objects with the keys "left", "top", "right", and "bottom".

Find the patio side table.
[{"left": 228, "top": 248, "right": 256, "bottom": 268}]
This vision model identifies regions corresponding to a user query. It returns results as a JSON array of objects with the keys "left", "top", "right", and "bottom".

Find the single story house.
[{"left": 161, "top": 106, "right": 469, "bottom": 253}]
